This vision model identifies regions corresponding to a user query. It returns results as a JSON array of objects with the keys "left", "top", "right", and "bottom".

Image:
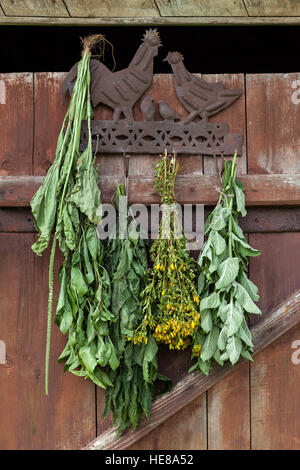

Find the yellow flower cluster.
[
  {"left": 152, "top": 310, "right": 201, "bottom": 350},
  {"left": 192, "top": 344, "right": 202, "bottom": 357}
]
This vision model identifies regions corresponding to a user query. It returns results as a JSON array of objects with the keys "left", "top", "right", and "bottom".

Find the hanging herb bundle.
[
  {"left": 190, "top": 152, "right": 261, "bottom": 376},
  {"left": 132, "top": 152, "right": 200, "bottom": 351},
  {"left": 30, "top": 35, "right": 116, "bottom": 394},
  {"left": 103, "top": 184, "right": 160, "bottom": 433}
]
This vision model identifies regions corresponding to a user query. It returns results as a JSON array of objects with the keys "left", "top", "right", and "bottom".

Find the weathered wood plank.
[
  {"left": 4, "top": 16, "right": 300, "bottom": 26},
  {"left": 0, "top": 233, "right": 96, "bottom": 449},
  {"left": 128, "top": 395, "right": 207, "bottom": 450},
  {"left": 207, "top": 362, "right": 250, "bottom": 449},
  {"left": 247, "top": 73, "right": 300, "bottom": 174},
  {"left": 83, "top": 288, "right": 300, "bottom": 449},
  {"left": 251, "top": 324, "right": 300, "bottom": 449},
  {"left": 156, "top": 0, "right": 247, "bottom": 16},
  {"left": 0, "top": 73, "right": 33, "bottom": 175},
  {"left": 203, "top": 74, "right": 246, "bottom": 175},
  {"left": 2, "top": 207, "right": 300, "bottom": 234},
  {"left": 249, "top": 233, "right": 300, "bottom": 326},
  {"left": 0, "top": 208, "right": 35, "bottom": 232},
  {"left": 34, "top": 72, "right": 68, "bottom": 175},
  {"left": 0, "top": 0, "right": 69, "bottom": 16},
  {"left": 64, "top": 0, "right": 159, "bottom": 17},
  {"left": 249, "top": 232, "right": 300, "bottom": 449},
  {"left": 244, "top": 0, "right": 300, "bottom": 16},
  {"left": 2, "top": 174, "right": 300, "bottom": 207}
]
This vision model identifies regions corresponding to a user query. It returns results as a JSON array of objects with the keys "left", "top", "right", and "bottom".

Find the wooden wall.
[
  {"left": 0, "top": 71, "right": 300, "bottom": 449},
  {"left": 2, "top": 0, "right": 300, "bottom": 25}
]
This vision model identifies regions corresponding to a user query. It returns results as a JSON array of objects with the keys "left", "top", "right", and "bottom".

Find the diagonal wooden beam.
[{"left": 82, "top": 289, "right": 300, "bottom": 450}]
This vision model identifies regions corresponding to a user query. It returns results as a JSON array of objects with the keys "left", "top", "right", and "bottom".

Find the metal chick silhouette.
[{"left": 163, "top": 51, "right": 242, "bottom": 126}]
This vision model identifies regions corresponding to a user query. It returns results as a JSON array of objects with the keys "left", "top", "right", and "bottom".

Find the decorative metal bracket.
[
  {"left": 63, "top": 29, "right": 243, "bottom": 156},
  {"left": 80, "top": 120, "right": 242, "bottom": 155}
]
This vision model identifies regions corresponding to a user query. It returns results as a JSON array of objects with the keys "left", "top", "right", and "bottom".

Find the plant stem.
[
  {"left": 228, "top": 151, "right": 237, "bottom": 258},
  {"left": 45, "top": 235, "right": 57, "bottom": 395}
]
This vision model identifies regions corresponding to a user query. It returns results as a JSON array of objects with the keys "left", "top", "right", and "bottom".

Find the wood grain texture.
[
  {"left": 203, "top": 73, "right": 246, "bottom": 175},
  {"left": 64, "top": 0, "right": 159, "bottom": 17},
  {"left": 0, "top": 0, "right": 69, "bottom": 16},
  {"left": 4, "top": 16, "right": 300, "bottom": 25},
  {"left": 244, "top": 0, "right": 300, "bottom": 16},
  {"left": 3, "top": 206, "right": 300, "bottom": 234},
  {"left": 251, "top": 324, "right": 300, "bottom": 449},
  {"left": 207, "top": 362, "right": 250, "bottom": 449},
  {"left": 83, "top": 288, "right": 300, "bottom": 449},
  {"left": 249, "top": 232, "right": 300, "bottom": 448},
  {"left": 249, "top": 233, "right": 300, "bottom": 326},
  {"left": 129, "top": 395, "right": 207, "bottom": 450},
  {"left": 0, "top": 73, "right": 33, "bottom": 175},
  {"left": 34, "top": 72, "right": 68, "bottom": 175},
  {"left": 156, "top": 0, "right": 247, "bottom": 16},
  {"left": 0, "top": 233, "right": 96, "bottom": 449},
  {"left": 247, "top": 73, "right": 300, "bottom": 174},
  {"left": 2, "top": 174, "right": 300, "bottom": 207}
]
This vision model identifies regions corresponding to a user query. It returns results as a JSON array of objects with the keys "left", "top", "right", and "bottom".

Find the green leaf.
[
  {"left": 211, "top": 230, "right": 226, "bottom": 256},
  {"left": 234, "top": 281, "right": 261, "bottom": 314},
  {"left": 31, "top": 161, "right": 60, "bottom": 255},
  {"left": 143, "top": 335, "right": 158, "bottom": 383},
  {"left": 234, "top": 183, "right": 247, "bottom": 217},
  {"left": 200, "top": 292, "right": 220, "bottom": 310},
  {"left": 59, "top": 297, "right": 73, "bottom": 335},
  {"left": 200, "top": 309, "right": 213, "bottom": 333},
  {"left": 197, "top": 272, "right": 206, "bottom": 295},
  {"left": 213, "top": 349, "right": 224, "bottom": 366},
  {"left": 217, "top": 327, "right": 228, "bottom": 351},
  {"left": 79, "top": 345, "right": 97, "bottom": 374},
  {"left": 223, "top": 301, "right": 244, "bottom": 336},
  {"left": 238, "top": 271, "right": 260, "bottom": 302},
  {"left": 200, "top": 326, "right": 220, "bottom": 362},
  {"left": 86, "top": 226, "right": 99, "bottom": 261},
  {"left": 70, "top": 147, "right": 102, "bottom": 224},
  {"left": 237, "top": 317, "right": 254, "bottom": 348},
  {"left": 197, "top": 359, "right": 212, "bottom": 376},
  {"left": 226, "top": 335, "right": 242, "bottom": 365},
  {"left": 215, "top": 257, "right": 239, "bottom": 290},
  {"left": 70, "top": 266, "right": 88, "bottom": 297},
  {"left": 232, "top": 234, "right": 260, "bottom": 257},
  {"left": 108, "top": 339, "right": 120, "bottom": 371},
  {"left": 208, "top": 207, "right": 231, "bottom": 232},
  {"left": 241, "top": 348, "right": 254, "bottom": 362}
]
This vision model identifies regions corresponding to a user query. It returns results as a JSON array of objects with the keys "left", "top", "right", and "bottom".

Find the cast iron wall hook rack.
[{"left": 62, "top": 29, "right": 243, "bottom": 157}]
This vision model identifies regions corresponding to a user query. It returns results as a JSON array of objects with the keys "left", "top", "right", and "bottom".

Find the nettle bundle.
[
  {"left": 132, "top": 153, "right": 200, "bottom": 351},
  {"left": 31, "top": 36, "right": 116, "bottom": 394},
  {"left": 103, "top": 184, "right": 160, "bottom": 433},
  {"left": 190, "top": 152, "right": 261, "bottom": 376}
]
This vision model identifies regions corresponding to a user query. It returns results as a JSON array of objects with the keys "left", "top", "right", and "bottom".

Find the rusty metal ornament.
[{"left": 62, "top": 29, "right": 243, "bottom": 157}]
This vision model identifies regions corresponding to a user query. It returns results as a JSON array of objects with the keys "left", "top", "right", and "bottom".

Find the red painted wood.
[{"left": 0, "top": 73, "right": 33, "bottom": 175}]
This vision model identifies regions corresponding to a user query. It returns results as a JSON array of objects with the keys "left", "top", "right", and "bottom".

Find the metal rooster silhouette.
[{"left": 62, "top": 29, "right": 161, "bottom": 123}]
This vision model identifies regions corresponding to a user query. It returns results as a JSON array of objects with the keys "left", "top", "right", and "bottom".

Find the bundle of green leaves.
[
  {"left": 30, "top": 35, "right": 116, "bottom": 394},
  {"left": 191, "top": 152, "right": 261, "bottom": 376},
  {"left": 103, "top": 184, "right": 160, "bottom": 433}
]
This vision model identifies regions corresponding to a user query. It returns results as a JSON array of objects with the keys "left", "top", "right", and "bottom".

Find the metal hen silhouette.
[{"left": 164, "top": 51, "right": 242, "bottom": 126}]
